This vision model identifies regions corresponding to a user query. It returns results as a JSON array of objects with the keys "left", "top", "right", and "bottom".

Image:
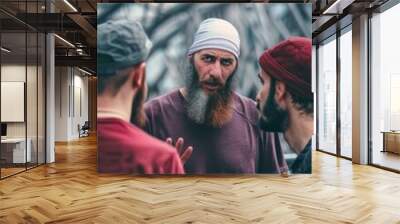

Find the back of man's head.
[
  {"left": 259, "top": 37, "right": 312, "bottom": 114},
  {"left": 97, "top": 19, "right": 152, "bottom": 95}
]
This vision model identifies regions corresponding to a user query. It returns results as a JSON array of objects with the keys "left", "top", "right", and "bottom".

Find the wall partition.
[{"left": 0, "top": 1, "right": 46, "bottom": 179}]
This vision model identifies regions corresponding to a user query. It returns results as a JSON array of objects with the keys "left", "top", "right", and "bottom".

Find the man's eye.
[
  {"left": 221, "top": 59, "right": 233, "bottom": 66},
  {"left": 202, "top": 55, "right": 215, "bottom": 63}
]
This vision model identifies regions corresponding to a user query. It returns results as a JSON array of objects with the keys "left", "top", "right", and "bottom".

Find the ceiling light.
[
  {"left": 63, "top": 0, "right": 78, "bottom": 12},
  {"left": 322, "top": 0, "right": 342, "bottom": 15},
  {"left": 322, "top": 0, "right": 355, "bottom": 15},
  {"left": 54, "top": 34, "right": 75, "bottom": 48},
  {"left": 78, "top": 67, "right": 92, "bottom": 76},
  {"left": 1, "top": 47, "right": 11, "bottom": 53}
]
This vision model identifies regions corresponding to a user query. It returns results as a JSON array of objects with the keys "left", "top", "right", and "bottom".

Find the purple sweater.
[{"left": 144, "top": 90, "right": 285, "bottom": 174}]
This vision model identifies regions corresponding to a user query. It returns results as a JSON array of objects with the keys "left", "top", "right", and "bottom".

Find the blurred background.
[{"left": 98, "top": 3, "right": 311, "bottom": 100}]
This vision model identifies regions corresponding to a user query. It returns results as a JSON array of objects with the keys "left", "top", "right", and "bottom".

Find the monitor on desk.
[{"left": 1, "top": 123, "right": 7, "bottom": 138}]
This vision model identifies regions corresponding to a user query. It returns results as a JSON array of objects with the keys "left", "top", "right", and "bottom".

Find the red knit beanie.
[{"left": 258, "top": 37, "right": 312, "bottom": 99}]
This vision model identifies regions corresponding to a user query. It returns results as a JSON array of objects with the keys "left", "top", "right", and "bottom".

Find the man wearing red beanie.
[{"left": 257, "top": 37, "right": 313, "bottom": 174}]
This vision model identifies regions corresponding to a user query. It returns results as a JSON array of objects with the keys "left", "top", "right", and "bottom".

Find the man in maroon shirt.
[
  {"left": 144, "top": 18, "right": 285, "bottom": 174},
  {"left": 97, "top": 19, "right": 184, "bottom": 174}
]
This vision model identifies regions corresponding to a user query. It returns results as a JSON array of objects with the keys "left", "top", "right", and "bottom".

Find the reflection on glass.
[
  {"left": 340, "top": 29, "right": 352, "bottom": 158},
  {"left": 371, "top": 4, "right": 400, "bottom": 171},
  {"left": 318, "top": 37, "right": 337, "bottom": 154}
]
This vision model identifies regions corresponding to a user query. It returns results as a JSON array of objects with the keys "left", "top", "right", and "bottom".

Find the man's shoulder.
[
  {"left": 234, "top": 93, "right": 257, "bottom": 108},
  {"left": 144, "top": 90, "right": 183, "bottom": 115},
  {"left": 232, "top": 92, "right": 259, "bottom": 125},
  {"left": 145, "top": 89, "right": 180, "bottom": 106}
]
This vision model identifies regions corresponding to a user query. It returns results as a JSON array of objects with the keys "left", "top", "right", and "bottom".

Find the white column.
[
  {"left": 46, "top": 33, "right": 55, "bottom": 163},
  {"left": 46, "top": 1, "right": 55, "bottom": 163},
  {"left": 352, "top": 14, "right": 369, "bottom": 164}
]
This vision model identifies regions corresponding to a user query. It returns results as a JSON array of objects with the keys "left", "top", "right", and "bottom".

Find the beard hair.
[
  {"left": 258, "top": 79, "right": 289, "bottom": 132},
  {"left": 130, "top": 84, "right": 146, "bottom": 129},
  {"left": 184, "top": 59, "right": 236, "bottom": 128}
]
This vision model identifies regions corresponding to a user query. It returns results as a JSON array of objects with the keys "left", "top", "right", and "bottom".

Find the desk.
[
  {"left": 382, "top": 131, "right": 400, "bottom": 154},
  {"left": 1, "top": 138, "right": 31, "bottom": 163}
]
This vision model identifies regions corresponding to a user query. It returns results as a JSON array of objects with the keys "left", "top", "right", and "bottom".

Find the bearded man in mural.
[
  {"left": 256, "top": 37, "right": 313, "bottom": 174},
  {"left": 144, "top": 18, "right": 285, "bottom": 174}
]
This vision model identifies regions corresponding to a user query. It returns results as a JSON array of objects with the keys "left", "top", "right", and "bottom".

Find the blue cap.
[{"left": 98, "top": 19, "right": 152, "bottom": 76}]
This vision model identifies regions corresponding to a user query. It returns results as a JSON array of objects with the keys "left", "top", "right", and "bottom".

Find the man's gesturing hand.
[{"left": 166, "top": 137, "right": 193, "bottom": 164}]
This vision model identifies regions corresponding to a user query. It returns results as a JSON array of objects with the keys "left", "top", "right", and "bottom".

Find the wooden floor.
[
  {"left": 372, "top": 151, "right": 400, "bottom": 171},
  {"left": 1, "top": 135, "right": 400, "bottom": 223},
  {"left": 1, "top": 167, "right": 26, "bottom": 178}
]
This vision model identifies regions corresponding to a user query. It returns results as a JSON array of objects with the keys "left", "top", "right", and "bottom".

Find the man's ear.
[
  {"left": 131, "top": 62, "right": 146, "bottom": 88},
  {"left": 274, "top": 80, "right": 287, "bottom": 107}
]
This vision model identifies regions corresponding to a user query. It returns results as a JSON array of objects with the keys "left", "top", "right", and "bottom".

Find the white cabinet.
[{"left": 1, "top": 138, "right": 32, "bottom": 163}]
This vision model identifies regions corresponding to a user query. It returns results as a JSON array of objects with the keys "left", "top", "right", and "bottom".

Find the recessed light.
[
  {"left": 1, "top": 47, "right": 11, "bottom": 53},
  {"left": 54, "top": 34, "right": 75, "bottom": 48},
  {"left": 63, "top": 0, "right": 78, "bottom": 12}
]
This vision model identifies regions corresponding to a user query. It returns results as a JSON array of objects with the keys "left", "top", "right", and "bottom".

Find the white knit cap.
[{"left": 187, "top": 18, "right": 240, "bottom": 58}]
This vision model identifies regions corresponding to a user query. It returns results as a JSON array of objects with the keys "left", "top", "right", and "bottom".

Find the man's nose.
[{"left": 209, "top": 61, "right": 222, "bottom": 80}]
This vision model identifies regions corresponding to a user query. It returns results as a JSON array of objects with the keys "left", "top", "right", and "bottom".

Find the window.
[
  {"left": 318, "top": 36, "right": 337, "bottom": 154},
  {"left": 339, "top": 28, "right": 352, "bottom": 158},
  {"left": 370, "top": 3, "right": 400, "bottom": 171}
]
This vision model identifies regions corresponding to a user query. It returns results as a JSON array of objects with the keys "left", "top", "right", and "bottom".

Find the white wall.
[
  {"left": 54, "top": 66, "right": 89, "bottom": 141},
  {"left": 55, "top": 66, "right": 69, "bottom": 141}
]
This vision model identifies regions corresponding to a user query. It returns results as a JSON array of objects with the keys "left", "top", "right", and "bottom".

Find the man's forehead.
[{"left": 197, "top": 49, "right": 236, "bottom": 59}]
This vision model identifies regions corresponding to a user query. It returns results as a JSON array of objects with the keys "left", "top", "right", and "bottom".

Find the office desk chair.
[{"left": 79, "top": 121, "right": 90, "bottom": 138}]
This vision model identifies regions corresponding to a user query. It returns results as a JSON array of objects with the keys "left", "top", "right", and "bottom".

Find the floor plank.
[{"left": 0, "top": 135, "right": 399, "bottom": 223}]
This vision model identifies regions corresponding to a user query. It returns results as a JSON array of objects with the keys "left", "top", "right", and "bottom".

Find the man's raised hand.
[{"left": 166, "top": 137, "right": 193, "bottom": 164}]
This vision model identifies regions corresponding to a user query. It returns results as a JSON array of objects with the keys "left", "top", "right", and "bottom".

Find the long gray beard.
[
  {"left": 184, "top": 61, "right": 236, "bottom": 127},
  {"left": 186, "top": 86, "right": 209, "bottom": 125}
]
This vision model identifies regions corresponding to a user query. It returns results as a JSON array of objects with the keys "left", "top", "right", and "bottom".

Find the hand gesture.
[{"left": 166, "top": 137, "right": 193, "bottom": 164}]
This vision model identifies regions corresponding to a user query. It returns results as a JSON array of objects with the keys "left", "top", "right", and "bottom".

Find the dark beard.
[
  {"left": 185, "top": 60, "right": 236, "bottom": 128},
  {"left": 130, "top": 85, "right": 146, "bottom": 129},
  {"left": 258, "top": 79, "right": 289, "bottom": 132}
]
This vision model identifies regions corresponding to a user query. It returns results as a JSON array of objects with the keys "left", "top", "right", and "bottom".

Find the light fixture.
[
  {"left": 78, "top": 67, "right": 92, "bottom": 76},
  {"left": 63, "top": 0, "right": 78, "bottom": 12},
  {"left": 322, "top": 0, "right": 342, "bottom": 15},
  {"left": 1, "top": 47, "right": 11, "bottom": 53},
  {"left": 322, "top": 0, "right": 355, "bottom": 15},
  {"left": 54, "top": 34, "right": 75, "bottom": 48}
]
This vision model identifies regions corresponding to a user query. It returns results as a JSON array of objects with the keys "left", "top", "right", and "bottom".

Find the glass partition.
[
  {"left": 0, "top": 1, "right": 46, "bottom": 179},
  {"left": 317, "top": 35, "right": 337, "bottom": 155},
  {"left": 1, "top": 30, "right": 28, "bottom": 177}
]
